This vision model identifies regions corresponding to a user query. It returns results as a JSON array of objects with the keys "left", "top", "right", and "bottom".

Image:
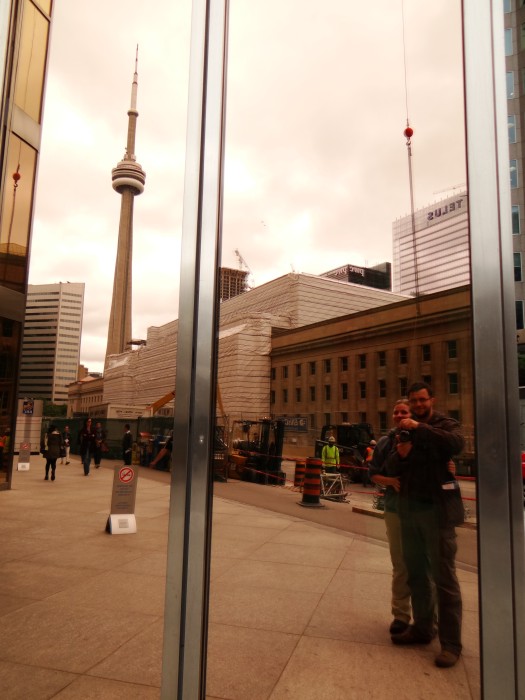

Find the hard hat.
[{"left": 328, "top": 436, "right": 336, "bottom": 443}]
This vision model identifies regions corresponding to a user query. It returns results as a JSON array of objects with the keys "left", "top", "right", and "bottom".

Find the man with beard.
[{"left": 388, "top": 382, "right": 464, "bottom": 669}]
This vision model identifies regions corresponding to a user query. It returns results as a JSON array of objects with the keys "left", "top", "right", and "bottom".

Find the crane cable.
[{"left": 401, "top": 0, "right": 421, "bottom": 320}]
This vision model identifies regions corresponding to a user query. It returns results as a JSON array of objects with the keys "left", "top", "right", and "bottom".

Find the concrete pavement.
[{"left": 0, "top": 455, "right": 480, "bottom": 699}]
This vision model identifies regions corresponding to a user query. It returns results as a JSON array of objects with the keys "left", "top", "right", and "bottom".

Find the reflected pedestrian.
[
  {"left": 41, "top": 425, "right": 63, "bottom": 481},
  {"left": 388, "top": 382, "right": 464, "bottom": 668},
  {"left": 369, "top": 400, "right": 412, "bottom": 635},
  {"left": 61, "top": 425, "right": 71, "bottom": 465},
  {"left": 122, "top": 424, "right": 133, "bottom": 465},
  {"left": 78, "top": 418, "right": 96, "bottom": 476},
  {"left": 94, "top": 421, "right": 106, "bottom": 469}
]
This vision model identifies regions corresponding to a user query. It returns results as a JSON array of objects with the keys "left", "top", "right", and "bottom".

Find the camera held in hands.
[{"left": 398, "top": 429, "right": 413, "bottom": 443}]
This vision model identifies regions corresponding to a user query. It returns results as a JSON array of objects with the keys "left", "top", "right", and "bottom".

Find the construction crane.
[
  {"left": 234, "top": 248, "right": 254, "bottom": 290},
  {"left": 234, "top": 248, "right": 252, "bottom": 274}
]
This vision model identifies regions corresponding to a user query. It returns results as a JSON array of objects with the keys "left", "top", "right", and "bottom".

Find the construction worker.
[
  {"left": 322, "top": 436, "right": 340, "bottom": 473},
  {"left": 363, "top": 439, "right": 377, "bottom": 486}
]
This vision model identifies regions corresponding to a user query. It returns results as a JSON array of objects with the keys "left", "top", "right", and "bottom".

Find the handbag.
[
  {"left": 438, "top": 479, "right": 465, "bottom": 526},
  {"left": 59, "top": 446, "right": 66, "bottom": 458},
  {"left": 101, "top": 441, "right": 109, "bottom": 453}
]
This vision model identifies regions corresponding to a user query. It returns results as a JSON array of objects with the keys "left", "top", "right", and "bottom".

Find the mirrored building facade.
[{"left": 0, "top": 0, "right": 53, "bottom": 489}]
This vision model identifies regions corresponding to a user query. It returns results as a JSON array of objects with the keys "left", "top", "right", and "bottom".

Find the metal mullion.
[{"left": 161, "top": 0, "right": 229, "bottom": 698}]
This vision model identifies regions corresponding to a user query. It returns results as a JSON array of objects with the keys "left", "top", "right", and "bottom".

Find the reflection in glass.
[
  {"left": 210, "top": 2, "right": 479, "bottom": 697},
  {"left": 14, "top": 0, "right": 50, "bottom": 123},
  {"left": 0, "top": 136, "right": 36, "bottom": 292},
  {"left": 0, "top": 317, "right": 22, "bottom": 486}
]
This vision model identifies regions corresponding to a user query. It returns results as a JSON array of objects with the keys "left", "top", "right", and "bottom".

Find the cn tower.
[{"left": 105, "top": 47, "right": 146, "bottom": 365}]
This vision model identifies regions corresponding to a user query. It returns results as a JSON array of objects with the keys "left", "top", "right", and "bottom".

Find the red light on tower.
[{"left": 404, "top": 126, "right": 413, "bottom": 139}]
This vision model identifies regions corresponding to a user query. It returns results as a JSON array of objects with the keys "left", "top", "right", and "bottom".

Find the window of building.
[
  {"left": 399, "top": 347, "right": 408, "bottom": 364},
  {"left": 324, "top": 384, "right": 331, "bottom": 401},
  {"left": 515, "top": 252, "right": 522, "bottom": 281},
  {"left": 379, "top": 411, "right": 388, "bottom": 432},
  {"left": 324, "top": 413, "right": 331, "bottom": 425},
  {"left": 511, "top": 159, "right": 518, "bottom": 188},
  {"left": 422, "top": 344, "right": 431, "bottom": 362},
  {"left": 271, "top": 367, "right": 276, "bottom": 380},
  {"left": 448, "top": 372, "right": 459, "bottom": 394},
  {"left": 309, "top": 361, "right": 316, "bottom": 375},
  {"left": 517, "top": 300, "right": 524, "bottom": 330},
  {"left": 282, "top": 366, "right": 288, "bottom": 379},
  {"left": 378, "top": 350, "right": 386, "bottom": 366},
  {"left": 449, "top": 410, "right": 460, "bottom": 421},
  {"left": 447, "top": 340, "right": 458, "bottom": 359},
  {"left": 360, "top": 412, "right": 367, "bottom": 423},
  {"left": 270, "top": 390, "right": 275, "bottom": 404},
  {"left": 340, "top": 356, "right": 348, "bottom": 372},
  {"left": 310, "top": 386, "right": 316, "bottom": 401},
  {"left": 509, "top": 114, "right": 517, "bottom": 143},
  {"left": 422, "top": 375, "right": 432, "bottom": 386},
  {"left": 341, "top": 382, "right": 348, "bottom": 400},
  {"left": 295, "top": 388, "right": 302, "bottom": 402},
  {"left": 507, "top": 71, "right": 515, "bottom": 98},
  {"left": 283, "top": 389, "right": 288, "bottom": 403},
  {"left": 513, "top": 205, "right": 521, "bottom": 234},
  {"left": 504, "top": 0, "right": 511, "bottom": 12},
  {"left": 358, "top": 354, "right": 366, "bottom": 369},
  {"left": 399, "top": 377, "right": 408, "bottom": 396},
  {"left": 310, "top": 414, "right": 316, "bottom": 430},
  {"left": 341, "top": 411, "right": 348, "bottom": 422},
  {"left": 295, "top": 363, "right": 302, "bottom": 377},
  {"left": 521, "top": 21, "right": 525, "bottom": 48},
  {"left": 505, "top": 27, "right": 513, "bottom": 56},
  {"left": 324, "top": 358, "right": 331, "bottom": 373},
  {"left": 378, "top": 379, "right": 386, "bottom": 398},
  {"left": 359, "top": 381, "right": 366, "bottom": 399}
]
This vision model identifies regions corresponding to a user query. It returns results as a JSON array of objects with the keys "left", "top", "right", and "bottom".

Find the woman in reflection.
[
  {"left": 41, "top": 425, "right": 63, "bottom": 481},
  {"left": 368, "top": 399, "right": 412, "bottom": 635}
]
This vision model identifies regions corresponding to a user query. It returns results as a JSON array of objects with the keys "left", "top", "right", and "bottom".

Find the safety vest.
[{"left": 322, "top": 444, "right": 340, "bottom": 468}]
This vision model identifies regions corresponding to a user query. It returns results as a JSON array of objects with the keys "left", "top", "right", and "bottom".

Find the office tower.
[
  {"left": 0, "top": 1, "right": 54, "bottom": 488},
  {"left": 322, "top": 262, "right": 392, "bottom": 290},
  {"left": 504, "top": 4, "right": 525, "bottom": 346},
  {"left": 392, "top": 191, "right": 469, "bottom": 295},
  {"left": 219, "top": 267, "right": 249, "bottom": 301},
  {"left": 105, "top": 51, "right": 146, "bottom": 364},
  {"left": 18, "top": 282, "right": 84, "bottom": 404}
]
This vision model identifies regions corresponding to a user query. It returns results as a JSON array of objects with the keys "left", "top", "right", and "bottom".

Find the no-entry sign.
[
  {"left": 109, "top": 464, "right": 138, "bottom": 516},
  {"left": 119, "top": 467, "right": 134, "bottom": 484}
]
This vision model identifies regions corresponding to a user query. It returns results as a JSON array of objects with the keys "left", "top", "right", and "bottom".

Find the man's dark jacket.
[{"left": 385, "top": 412, "right": 464, "bottom": 513}]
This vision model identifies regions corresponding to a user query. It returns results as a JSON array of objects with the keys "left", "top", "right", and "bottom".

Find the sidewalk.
[{"left": 0, "top": 456, "right": 480, "bottom": 699}]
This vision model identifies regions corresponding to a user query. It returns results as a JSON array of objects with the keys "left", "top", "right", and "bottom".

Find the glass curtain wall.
[
  {"left": 162, "top": 0, "right": 524, "bottom": 698},
  {"left": 0, "top": 0, "right": 53, "bottom": 488}
]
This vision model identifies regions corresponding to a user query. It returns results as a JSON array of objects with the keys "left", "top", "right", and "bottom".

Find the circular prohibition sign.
[{"left": 119, "top": 467, "right": 135, "bottom": 483}]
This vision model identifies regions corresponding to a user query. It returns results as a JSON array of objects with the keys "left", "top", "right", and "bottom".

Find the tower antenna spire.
[{"left": 105, "top": 49, "right": 146, "bottom": 367}]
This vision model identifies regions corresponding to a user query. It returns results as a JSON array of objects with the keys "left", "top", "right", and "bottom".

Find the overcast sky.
[{"left": 29, "top": 1, "right": 465, "bottom": 373}]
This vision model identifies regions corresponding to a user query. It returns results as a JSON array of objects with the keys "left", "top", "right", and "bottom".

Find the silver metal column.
[
  {"left": 160, "top": 0, "right": 229, "bottom": 697},
  {"left": 463, "top": 2, "right": 525, "bottom": 697}
]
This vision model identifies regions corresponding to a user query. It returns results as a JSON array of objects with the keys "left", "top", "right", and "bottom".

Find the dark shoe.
[
  {"left": 435, "top": 650, "right": 460, "bottom": 668},
  {"left": 44, "top": 476, "right": 49, "bottom": 480},
  {"left": 95, "top": 465, "right": 100, "bottom": 469},
  {"left": 51, "top": 475, "right": 55, "bottom": 481},
  {"left": 391, "top": 625, "right": 433, "bottom": 645},
  {"left": 66, "top": 461, "right": 70, "bottom": 465},
  {"left": 389, "top": 619, "right": 410, "bottom": 635}
]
